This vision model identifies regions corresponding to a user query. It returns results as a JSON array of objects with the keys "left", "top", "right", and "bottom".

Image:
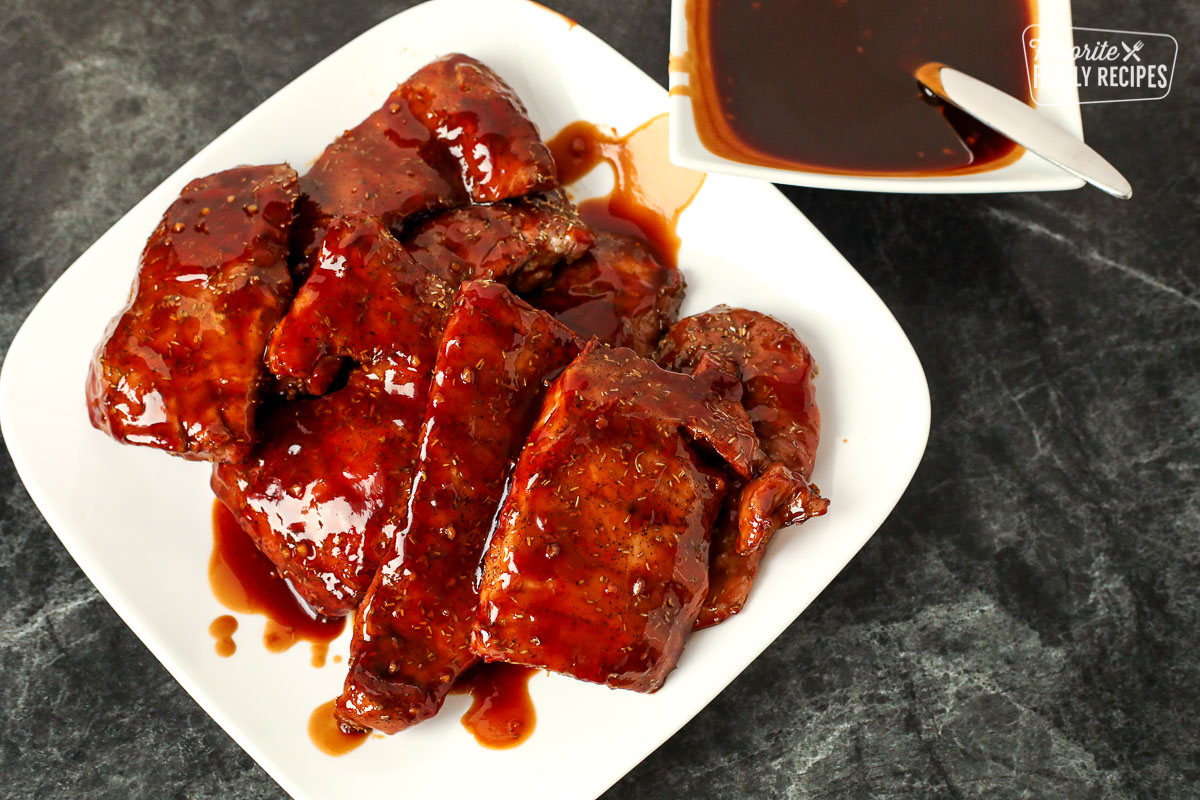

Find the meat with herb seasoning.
[
  {"left": 87, "top": 164, "right": 298, "bottom": 462},
  {"left": 527, "top": 231, "right": 683, "bottom": 356},
  {"left": 656, "top": 306, "right": 827, "bottom": 628},
  {"left": 472, "top": 343, "right": 757, "bottom": 691},
  {"left": 401, "top": 53, "right": 558, "bottom": 203},
  {"left": 214, "top": 217, "right": 447, "bottom": 614},
  {"left": 266, "top": 215, "right": 454, "bottom": 396},
  {"left": 339, "top": 281, "right": 581, "bottom": 732},
  {"left": 217, "top": 192, "right": 592, "bottom": 616},
  {"left": 293, "top": 53, "right": 558, "bottom": 268},
  {"left": 403, "top": 189, "right": 592, "bottom": 292},
  {"left": 210, "top": 365, "right": 426, "bottom": 616}
]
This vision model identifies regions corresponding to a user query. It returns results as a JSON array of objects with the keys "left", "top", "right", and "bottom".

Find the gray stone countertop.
[{"left": 1, "top": 1, "right": 1196, "bottom": 797}]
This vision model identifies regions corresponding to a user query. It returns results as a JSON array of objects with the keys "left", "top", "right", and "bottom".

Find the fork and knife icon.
[{"left": 1121, "top": 40, "right": 1144, "bottom": 61}]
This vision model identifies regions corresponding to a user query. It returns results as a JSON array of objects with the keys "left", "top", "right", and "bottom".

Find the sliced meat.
[
  {"left": 401, "top": 53, "right": 557, "bottom": 202},
  {"left": 657, "top": 306, "right": 820, "bottom": 473},
  {"left": 692, "top": 496, "right": 752, "bottom": 626},
  {"left": 403, "top": 190, "right": 592, "bottom": 292},
  {"left": 691, "top": 470, "right": 827, "bottom": 628},
  {"left": 294, "top": 53, "right": 557, "bottom": 267},
  {"left": 338, "top": 281, "right": 581, "bottom": 733},
  {"left": 236, "top": 191, "right": 589, "bottom": 619},
  {"left": 220, "top": 221, "right": 454, "bottom": 617},
  {"left": 472, "top": 344, "right": 757, "bottom": 692},
  {"left": 293, "top": 87, "right": 465, "bottom": 267},
  {"left": 211, "top": 367, "right": 425, "bottom": 616},
  {"left": 656, "top": 306, "right": 826, "bottom": 628},
  {"left": 527, "top": 231, "right": 683, "bottom": 356},
  {"left": 87, "top": 164, "right": 298, "bottom": 462},
  {"left": 266, "top": 216, "right": 453, "bottom": 396},
  {"left": 738, "top": 462, "right": 829, "bottom": 553}
]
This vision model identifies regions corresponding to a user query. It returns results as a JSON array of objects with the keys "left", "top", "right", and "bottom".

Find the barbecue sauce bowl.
[{"left": 667, "top": 0, "right": 1088, "bottom": 194}]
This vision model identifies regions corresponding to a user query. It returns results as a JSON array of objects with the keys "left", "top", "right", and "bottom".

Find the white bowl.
[{"left": 668, "top": 0, "right": 1085, "bottom": 193}]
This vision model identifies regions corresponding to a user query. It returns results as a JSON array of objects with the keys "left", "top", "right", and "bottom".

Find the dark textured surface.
[{"left": 1, "top": 1, "right": 1196, "bottom": 798}]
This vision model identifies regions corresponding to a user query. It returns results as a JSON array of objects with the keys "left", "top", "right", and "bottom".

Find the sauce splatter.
[
  {"left": 209, "top": 500, "right": 345, "bottom": 662},
  {"left": 548, "top": 114, "right": 705, "bottom": 268},
  {"left": 668, "top": 52, "right": 693, "bottom": 74},
  {"left": 208, "top": 614, "right": 238, "bottom": 657},
  {"left": 452, "top": 663, "right": 537, "bottom": 749},
  {"left": 308, "top": 699, "right": 369, "bottom": 756},
  {"left": 667, "top": 53, "right": 695, "bottom": 98}
]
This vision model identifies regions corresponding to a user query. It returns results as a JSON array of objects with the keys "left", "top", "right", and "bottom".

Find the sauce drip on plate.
[
  {"left": 548, "top": 114, "right": 704, "bottom": 267},
  {"left": 675, "top": 0, "right": 1034, "bottom": 174},
  {"left": 451, "top": 663, "right": 538, "bottom": 749},
  {"left": 209, "top": 499, "right": 345, "bottom": 660},
  {"left": 208, "top": 614, "right": 238, "bottom": 657},
  {"left": 308, "top": 699, "right": 369, "bottom": 756}
]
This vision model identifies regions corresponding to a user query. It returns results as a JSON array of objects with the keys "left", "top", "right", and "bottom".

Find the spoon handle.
[{"left": 916, "top": 62, "right": 1132, "bottom": 199}]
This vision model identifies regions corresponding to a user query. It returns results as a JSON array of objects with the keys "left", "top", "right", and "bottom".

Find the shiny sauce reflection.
[
  {"left": 209, "top": 499, "right": 345, "bottom": 660},
  {"left": 547, "top": 114, "right": 704, "bottom": 268},
  {"left": 451, "top": 663, "right": 537, "bottom": 749}
]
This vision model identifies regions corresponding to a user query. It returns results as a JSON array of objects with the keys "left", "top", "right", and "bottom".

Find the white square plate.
[
  {"left": 0, "top": 1, "right": 930, "bottom": 798},
  {"left": 668, "top": 0, "right": 1086, "bottom": 193}
]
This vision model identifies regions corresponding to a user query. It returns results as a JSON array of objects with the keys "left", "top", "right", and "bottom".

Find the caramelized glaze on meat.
[
  {"left": 293, "top": 89, "right": 464, "bottom": 267},
  {"left": 658, "top": 307, "right": 819, "bottom": 473},
  {"left": 266, "top": 216, "right": 453, "bottom": 396},
  {"left": 527, "top": 231, "right": 683, "bottom": 356},
  {"left": 403, "top": 190, "right": 592, "bottom": 292},
  {"left": 472, "top": 344, "right": 757, "bottom": 691},
  {"left": 211, "top": 367, "right": 426, "bottom": 616},
  {"left": 657, "top": 306, "right": 826, "bottom": 628},
  {"left": 338, "top": 282, "right": 580, "bottom": 732},
  {"left": 217, "top": 188, "right": 585, "bottom": 622},
  {"left": 84, "top": 51, "right": 839, "bottom": 730},
  {"left": 293, "top": 53, "right": 557, "bottom": 266},
  {"left": 401, "top": 54, "right": 557, "bottom": 202},
  {"left": 219, "top": 220, "right": 452, "bottom": 616},
  {"left": 87, "top": 164, "right": 298, "bottom": 462},
  {"left": 737, "top": 461, "right": 828, "bottom": 552}
]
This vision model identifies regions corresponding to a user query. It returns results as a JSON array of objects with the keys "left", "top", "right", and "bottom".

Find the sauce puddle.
[
  {"left": 548, "top": 113, "right": 705, "bottom": 267},
  {"left": 451, "top": 663, "right": 538, "bottom": 749},
  {"left": 308, "top": 699, "right": 369, "bottom": 756},
  {"left": 673, "top": 0, "right": 1032, "bottom": 175},
  {"left": 209, "top": 499, "right": 345, "bottom": 662}
]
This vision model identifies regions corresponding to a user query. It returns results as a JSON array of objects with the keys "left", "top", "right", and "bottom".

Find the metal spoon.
[{"left": 915, "top": 62, "right": 1132, "bottom": 199}]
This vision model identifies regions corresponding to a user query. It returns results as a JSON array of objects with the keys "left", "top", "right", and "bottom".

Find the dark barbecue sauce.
[
  {"left": 678, "top": 0, "right": 1035, "bottom": 174},
  {"left": 209, "top": 500, "right": 345, "bottom": 658},
  {"left": 451, "top": 663, "right": 538, "bottom": 749},
  {"left": 547, "top": 114, "right": 704, "bottom": 268}
]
